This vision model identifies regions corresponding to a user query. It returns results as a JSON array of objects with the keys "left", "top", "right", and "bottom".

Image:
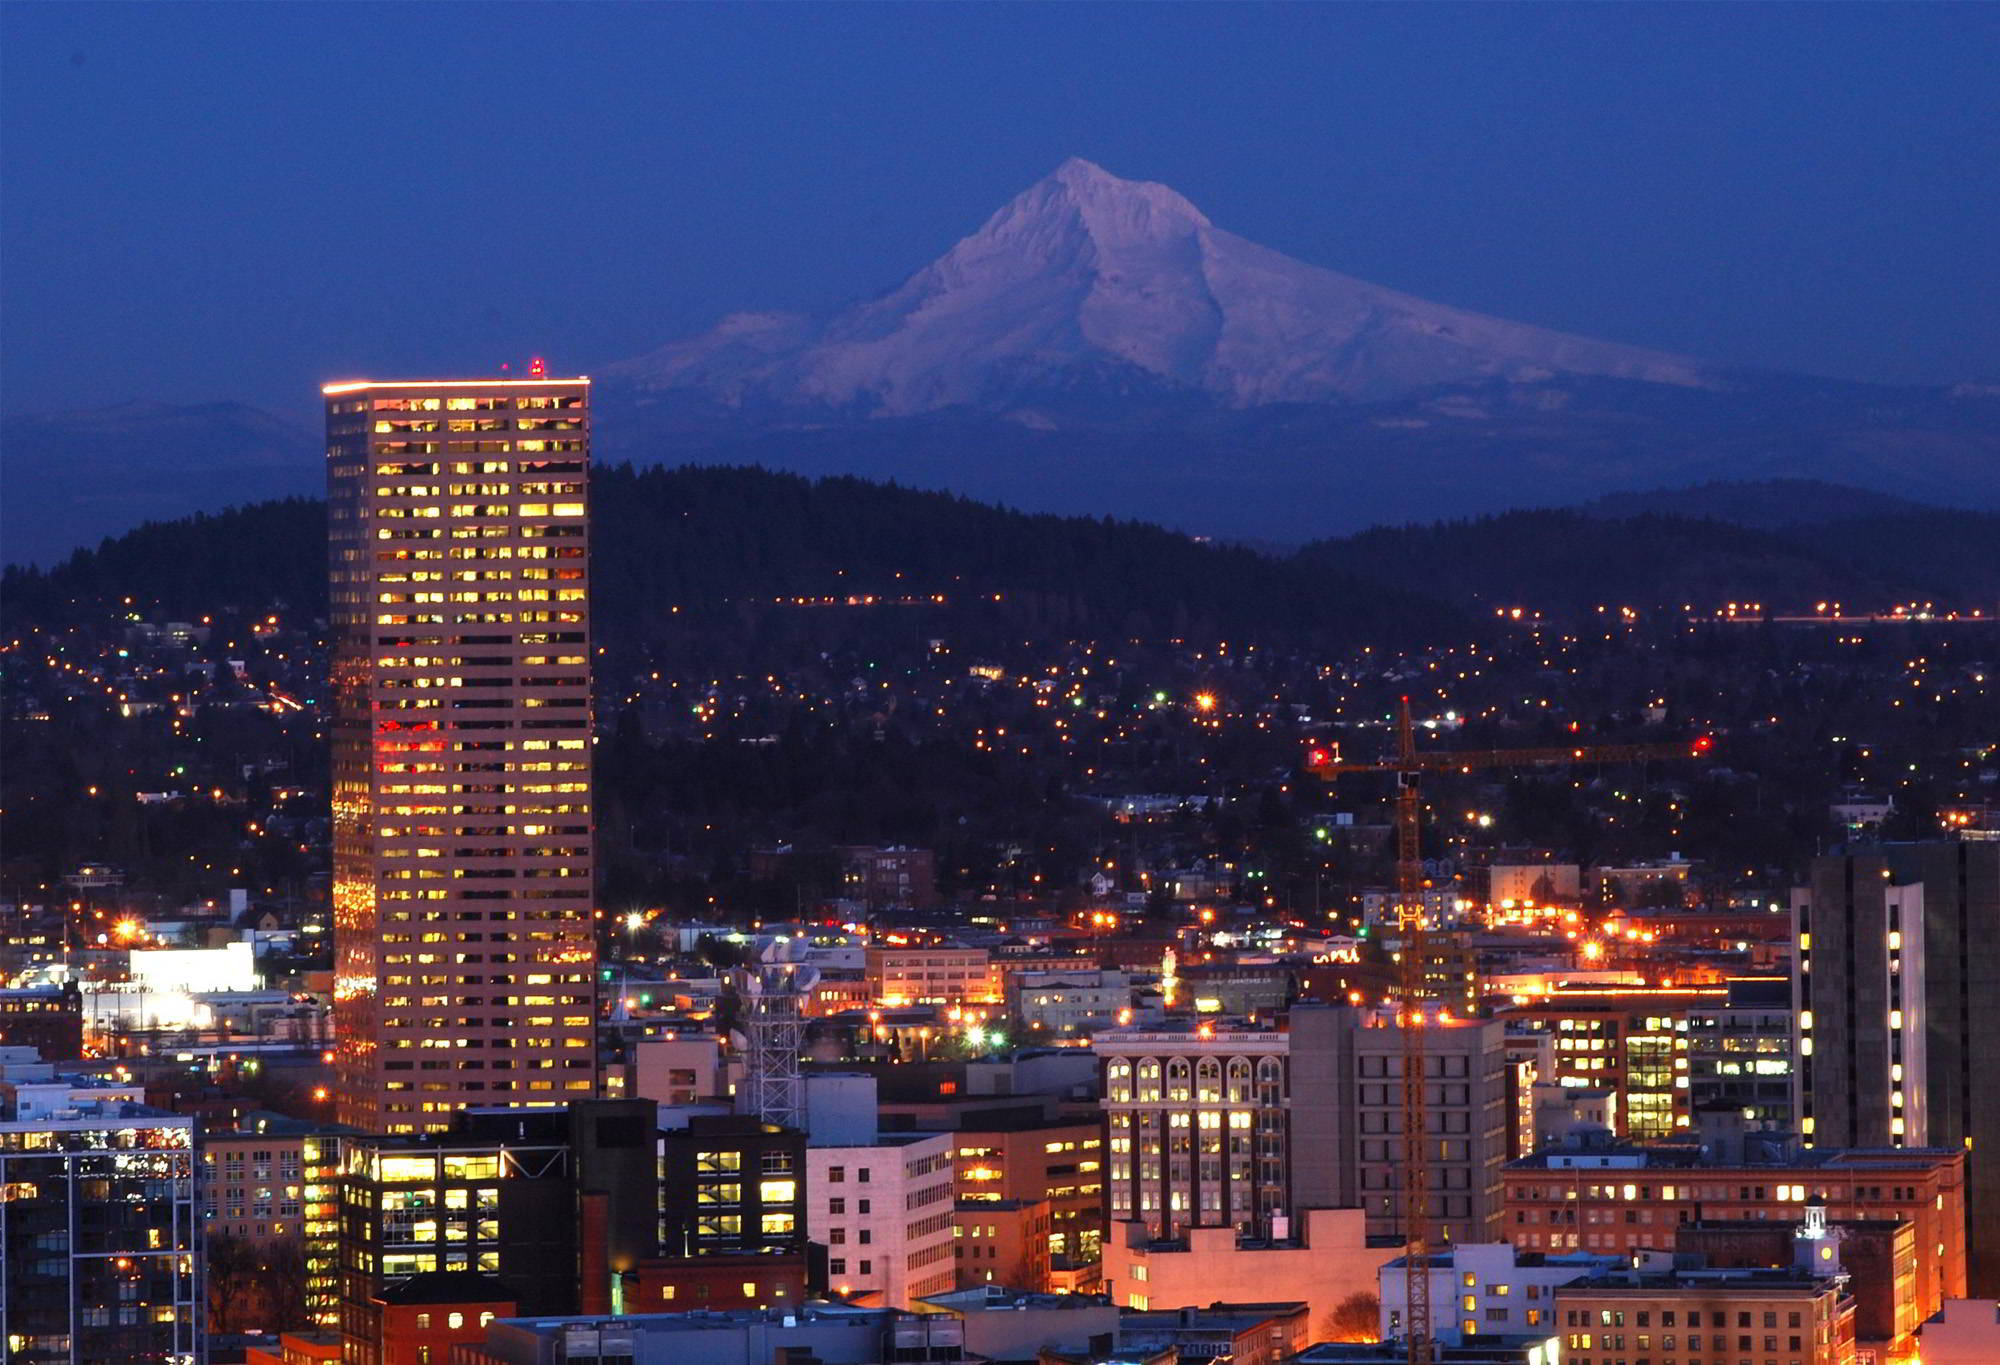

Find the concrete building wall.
[
  {"left": 202, "top": 1129, "right": 308, "bottom": 1241},
  {"left": 1920, "top": 1299, "right": 2000, "bottom": 1365},
  {"left": 632, "top": 1036, "right": 724, "bottom": 1107},
  {"left": 807, "top": 1134, "right": 957, "bottom": 1308},
  {"left": 1889, "top": 841, "right": 2000, "bottom": 1295},
  {"left": 1099, "top": 1207, "right": 1395, "bottom": 1340},
  {"left": 1290, "top": 1007, "right": 1509, "bottom": 1243}
]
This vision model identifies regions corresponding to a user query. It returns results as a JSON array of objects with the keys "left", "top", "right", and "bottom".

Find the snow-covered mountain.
[{"left": 610, "top": 157, "right": 1709, "bottom": 417}]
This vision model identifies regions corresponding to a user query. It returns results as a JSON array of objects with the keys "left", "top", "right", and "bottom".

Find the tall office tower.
[
  {"left": 324, "top": 377, "right": 597, "bottom": 1134},
  {"left": 1792, "top": 857, "right": 1929, "bottom": 1150},
  {"left": 1794, "top": 840, "right": 2000, "bottom": 1292}
]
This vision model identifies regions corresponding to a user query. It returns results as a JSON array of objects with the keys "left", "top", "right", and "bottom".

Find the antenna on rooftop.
[{"left": 734, "top": 961, "right": 819, "bottom": 1132}]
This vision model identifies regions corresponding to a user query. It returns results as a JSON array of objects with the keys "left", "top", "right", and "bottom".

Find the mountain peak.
[
  {"left": 612, "top": 163, "right": 1710, "bottom": 414},
  {"left": 998, "top": 158, "right": 1212, "bottom": 246}
]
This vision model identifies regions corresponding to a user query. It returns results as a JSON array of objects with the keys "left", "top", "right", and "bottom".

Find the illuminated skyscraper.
[{"left": 324, "top": 376, "right": 597, "bottom": 1134}]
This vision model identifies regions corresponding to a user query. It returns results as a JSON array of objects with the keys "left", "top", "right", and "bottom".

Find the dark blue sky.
[{"left": 3, "top": 2, "right": 1995, "bottom": 418}]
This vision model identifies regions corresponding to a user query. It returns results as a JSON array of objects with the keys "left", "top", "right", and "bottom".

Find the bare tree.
[
  {"left": 205, "top": 1233, "right": 260, "bottom": 1334},
  {"left": 1324, "top": 1289, "right": 1381, "bottom": 1343},
  {"left": 262, "top": 1236, "right": 312, "bottom": 1332}
]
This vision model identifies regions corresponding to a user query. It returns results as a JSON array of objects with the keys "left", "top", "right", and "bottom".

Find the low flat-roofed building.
[
  {"left": 807, "top": 1133, "right": 957, "bottom": 1309},
  {"left": 1380, "top": 1243, "right": 1621, "bottom": 1346},
  {"left": 1118, "top": 1301, "right": 1309, "bottom": 1365},
  {"left": 1552, "top": 1266, "right": 1856, "bottom": 1365},
  {"left": 953, "top": 1198, "right": 1051, "bottom": 1291},
  {"left": 920, "top": 1284, "right": 1119, "bottom": 1361},
  {"left": 1675, "top": 1216, "right": 1917, "bottom": 1358},
  {"left": 465, "top": 1304, "right": 957, "bottom": 1365}
]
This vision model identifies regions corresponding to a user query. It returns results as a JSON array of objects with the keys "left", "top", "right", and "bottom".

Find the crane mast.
[{"left": 1308, "top": 699, "right": 1709, "bottom": 1365}]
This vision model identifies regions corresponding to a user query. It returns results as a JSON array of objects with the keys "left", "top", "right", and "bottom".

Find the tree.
[
  {"left": 205, "top": 1233, "right": 261, "bottom": 1334},
  {"left": 207, "top": 1231, "right": 312, "bottom": 1332},
  {"left": 1325, "top": 1289, "right": 1381, "bottom": 1343},
  {"left": 262, "top": 1236, "right": 312, "bottom": 1332}
]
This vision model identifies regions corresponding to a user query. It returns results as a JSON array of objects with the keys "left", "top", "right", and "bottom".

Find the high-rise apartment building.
[
  {"left": 323, "top": 377, "right": 597, "bottom": 1134},
  {"left": 1793, "top": 841, "right": 2000, "bottom": 1292}
]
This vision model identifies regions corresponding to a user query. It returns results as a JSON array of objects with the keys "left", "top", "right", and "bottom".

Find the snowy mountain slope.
[{"left": 609, "top": 158, "right": 1709, "bottom": 415}]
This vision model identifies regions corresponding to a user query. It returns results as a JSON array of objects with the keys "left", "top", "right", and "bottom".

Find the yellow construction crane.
[{"left": 1308, "top": 699, "right": 1710, "bottom": 1364}]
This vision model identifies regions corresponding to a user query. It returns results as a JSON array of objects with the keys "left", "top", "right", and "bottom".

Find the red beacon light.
[
  {"left": 1691, "top": 735, "right": 1715, "bottom": 755},
  {"left": 528, "top": 355, "right": 547, "bottom": 379},
  {"left": 1306, "top": 747, "right": 1334, "bottom": 770}
]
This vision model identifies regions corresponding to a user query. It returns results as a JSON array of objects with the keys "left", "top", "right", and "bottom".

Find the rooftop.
[
  {"left": 322, "top": 376, "right": 588, "bottom": 394},
  {"left": 1509, "top": 1143, "right": 1960, "bottom": 1172},
  {"left": 500, "top": 1303, "right": 902, "bottom": 1333},
  {"left": 920, "top": 1285, "right": 1115, "bottom": 1312},
  {"left": 1561, "top": 1267, "right": 1841, "bottom": 1294}
]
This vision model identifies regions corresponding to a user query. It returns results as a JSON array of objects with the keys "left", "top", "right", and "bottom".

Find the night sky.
[{"left": 2, "top": 2, "right": 1996, "bottom": 419}]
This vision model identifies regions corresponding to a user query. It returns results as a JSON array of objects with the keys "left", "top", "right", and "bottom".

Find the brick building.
[{"left": 1503, "top": 1142, "right": 1966, "bottom": 1325}]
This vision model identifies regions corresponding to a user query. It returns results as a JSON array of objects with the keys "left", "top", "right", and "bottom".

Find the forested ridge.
[{"left": 6, "top": 467, "right": 1995, "bottom": 648}]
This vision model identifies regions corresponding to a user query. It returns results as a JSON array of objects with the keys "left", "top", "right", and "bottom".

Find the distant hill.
[
  {"left": 611, "top": 157, "right": 1707, "bottom": 414},
  {"left": 0, "top": 466, "right": 1456, "bottom": 655},
  {"left": 1579, "top": 479, "right": 1932, "bottom": 530},
  {"left": 1295, "top": 506, "right": 2000, "bottom": 614},
  {"left": 0, "top": 399, "right": 319, "bottom": 567},
  {"left": 7, "top": 471, "right": 1995, "bottom": 660}
]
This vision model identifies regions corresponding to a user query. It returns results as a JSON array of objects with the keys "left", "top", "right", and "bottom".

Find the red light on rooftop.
[
  {"left": 528, "top": 355, "right": 547, "bottom": 379},
  {"left": 1692, "top": 735, "right": 1714, "bottom": 754}
]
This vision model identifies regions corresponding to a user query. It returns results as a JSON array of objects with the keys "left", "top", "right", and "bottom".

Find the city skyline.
[{"left": 2, "top": 6, "right": 1997, "bottom": 1364}]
